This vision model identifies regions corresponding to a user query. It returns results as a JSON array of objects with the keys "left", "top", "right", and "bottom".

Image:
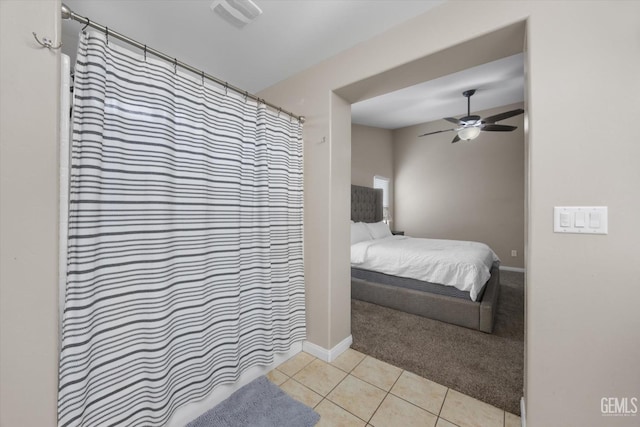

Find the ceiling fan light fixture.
[
  {"left": 418, "top": 89, "right": 524, "bottom": 143},
  {"left": 457, "top": 126, "right": 481, "bottom": 141}
]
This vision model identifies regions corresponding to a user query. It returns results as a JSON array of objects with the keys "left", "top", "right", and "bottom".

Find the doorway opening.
[{"left": 339, "top": 20, "right": 529, "bottom": 416}]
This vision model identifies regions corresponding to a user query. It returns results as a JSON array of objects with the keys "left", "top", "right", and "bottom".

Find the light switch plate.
[{"left": 554, "top": 206, "right": 608, "bottom": 234}]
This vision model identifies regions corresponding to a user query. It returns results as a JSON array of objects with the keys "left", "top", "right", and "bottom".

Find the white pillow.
[
  {"left": 365, "top": 221, "right": 392, "bottom": 240},
  {"left": 351, "top": 222, "right": 373, "bottom": 245}
]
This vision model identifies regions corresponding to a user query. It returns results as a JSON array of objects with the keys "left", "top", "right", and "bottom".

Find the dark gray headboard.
[{"left": 351, "top": 185, "right": 383, "bottom": 223}]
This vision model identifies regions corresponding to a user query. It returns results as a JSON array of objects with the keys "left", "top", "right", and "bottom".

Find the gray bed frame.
[{"left": 350, "top": 184, "right": 500, "bottom": 333}]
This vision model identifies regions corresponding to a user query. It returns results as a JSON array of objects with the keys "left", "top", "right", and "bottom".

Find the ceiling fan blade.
[
  {"left": 451, "top": 134, "right": 461, "bottom": 143},
  {"left": 418, "top": 128, "right": 455, "bottom": 137},
  {"left": 482, "top": 124, "right": 517, "bottom": 132},
  {"left": 483, "top": 109, "right": 524, "bottom": 123},
  {"left": 444, "top": 117, "right": 460, "bottom": 125}
]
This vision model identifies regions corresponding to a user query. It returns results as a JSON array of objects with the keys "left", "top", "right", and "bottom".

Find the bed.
[{"left": 350, "top": 184, "right": 500, "bottom": 333}]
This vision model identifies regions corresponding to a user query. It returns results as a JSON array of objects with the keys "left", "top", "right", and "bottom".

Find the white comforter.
[{"left": 350, "top": 236, "right": 500, "bottom": 301}]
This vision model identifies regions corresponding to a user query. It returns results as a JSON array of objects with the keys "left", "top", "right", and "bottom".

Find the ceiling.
[
  {"left": 61, "top": 0, "right": 445, "bottom": 93},
  {"left": 61, "top": 1, "right": 523, "bottom": 130},
  {"left": 351, "top": 53, "right": 525, "bottom": 129}
]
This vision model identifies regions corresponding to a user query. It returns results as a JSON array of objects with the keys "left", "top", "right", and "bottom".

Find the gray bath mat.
[{"left": 186, "top": 376, "right": 319, "bottom": 427}]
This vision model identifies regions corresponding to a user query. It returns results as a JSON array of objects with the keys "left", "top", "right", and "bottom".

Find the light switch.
[{"left": 554, "top": 206, "right": 608, "bottom": 234}]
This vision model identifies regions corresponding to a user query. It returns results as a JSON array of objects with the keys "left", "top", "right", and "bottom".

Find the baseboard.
[
  {"left": 520, "top": 396, "right": 526, "bottom": 427},
  {"left": 500, "top": 265, "right": 526, "bottom": 273},
  {"left": 303, "top": 335, "right": 353, "bottom": 362},
  {"left": 167, "top": 341, "right": 303, "bottom": 427}
]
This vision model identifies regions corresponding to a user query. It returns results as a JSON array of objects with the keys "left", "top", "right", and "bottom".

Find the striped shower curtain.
[{"left": 58, "top": 32, "right": 305, "bottom": 427}]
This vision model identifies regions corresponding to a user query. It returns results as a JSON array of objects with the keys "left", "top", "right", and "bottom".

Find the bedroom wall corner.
[
  {"left": 351, "top": 123, "right": 394, "bottom": 220},
  {"left": 0, "top": 0, "right": 61, "bottom": 426}
]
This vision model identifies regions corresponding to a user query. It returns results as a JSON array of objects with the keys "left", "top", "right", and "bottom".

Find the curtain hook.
[
  {"left": 82, "top": 18, "right": 90, "bottom": 32},
  {"left": 32, "top": 32, "right": 62, "bottom": 50},
  {"left": 201, "top": 71, "right": 205, "bottom": 85},
  {"left": 174, "top": 58, "right": 177, "bottom": 74},
  {"left": 244, "top": 91, "right": 248, "bottom": 103},
  {"left": 105, "top": 27, "right": 109, "bottom": 44},
  {"left": 143, "top": 45, "right": 147, "bottom": 61},
  {"left": 224, "top": 82, "right": 228, "bottom": 96},
  {"left": 278, "top": 107, "right": 282, "bottom": 117}
]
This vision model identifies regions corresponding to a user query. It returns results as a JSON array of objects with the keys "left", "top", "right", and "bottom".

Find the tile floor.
[{"left": 267, "top": 349, "right": 521, "bottom": 427}]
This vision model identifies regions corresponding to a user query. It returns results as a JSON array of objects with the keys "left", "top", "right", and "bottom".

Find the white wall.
[
  {"left": 0, "top": 1, "right": 61, "bottom": 426},
  {"left": 259, "top": 2, "right": 640, "bottom": 425}
]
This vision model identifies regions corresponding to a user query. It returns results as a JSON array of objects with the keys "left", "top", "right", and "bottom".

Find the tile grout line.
[
  {"left": 331, "top": 351, "right": 367, "bottom": 375},
  {"left": 378, "top": 370, "right": 444, "bottom": 422},
  {"left": 271, "top": 369, "right": 291, "bottom": 388},
  {"left": 323, "top": 354, "right": 397, "bottom": 426},
  {"left": 271, "top": 368, "right": 325, "bottom": 412},
  {"left": 275, "top": 353, "right": 316, "bottom": 378},
  {"left": 293, "top": 353, "right": 318, "bottom": 376},
  {"left": 387, "top": 388, "right": 443, "bottom": 420},
  {"left": 437, "top": 416, "right": 462, "bottom": 427},
  {"left": 365, "top": 367, "right": 405, "bottom": 425},
  {"left": 284, "top": 352, "right": 358, "bottom": 416},
  {"left": 438, "top": 388, "right": 450, "bottom": 418},
  {"left": 313, "top": 397, "right": 325, "bottom": 410},
  {"left": 324, "top": 379, "right": 388, "bottom": 423},
  {"left": 350, "top": 372, "right": 395, "bottom": 394},
  {"left": 284, "top": 356, "right": 349, "bottom": 411},
  {"left": 349, "top": 355, "right": 404, "bottom": 393},
  {"left": 354, "top": 354, "right": 453, "bottom": 416},
  {"left": 324, "top": 387, "right": 370, "bottom": 425},
  {"left": 440, "top": 386, "right": 509, "bottom": 426},
  {"left": 287, "top": 376, "right": 324, "bottom": 402}
]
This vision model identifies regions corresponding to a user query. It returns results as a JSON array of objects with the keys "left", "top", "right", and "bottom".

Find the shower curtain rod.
[{"left": 60, "top": 3, "right": 305, "bottom": 124}]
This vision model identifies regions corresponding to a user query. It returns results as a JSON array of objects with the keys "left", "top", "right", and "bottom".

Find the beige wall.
[
  {"left": 1, "top": 2, "right": 638, "bottom": 426},
  {"left": 351, "top": 124, "right": 393, "bottom": 188},
  {"left": 351, "top": 124, "right": 394, "bottom": 218},
  {"left": 393, "top": 103, "right": 525, "bottom": 268},
  {"left": 0, "top": 1, "right": 61, "bottom": 426},
  {"left": 259, "top": 1, "right": 640, "bottom": 426}
]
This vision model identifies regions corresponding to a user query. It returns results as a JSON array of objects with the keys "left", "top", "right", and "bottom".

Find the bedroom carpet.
[{"left": 351, "top": 270, "right": 524, "bottom": 415}]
